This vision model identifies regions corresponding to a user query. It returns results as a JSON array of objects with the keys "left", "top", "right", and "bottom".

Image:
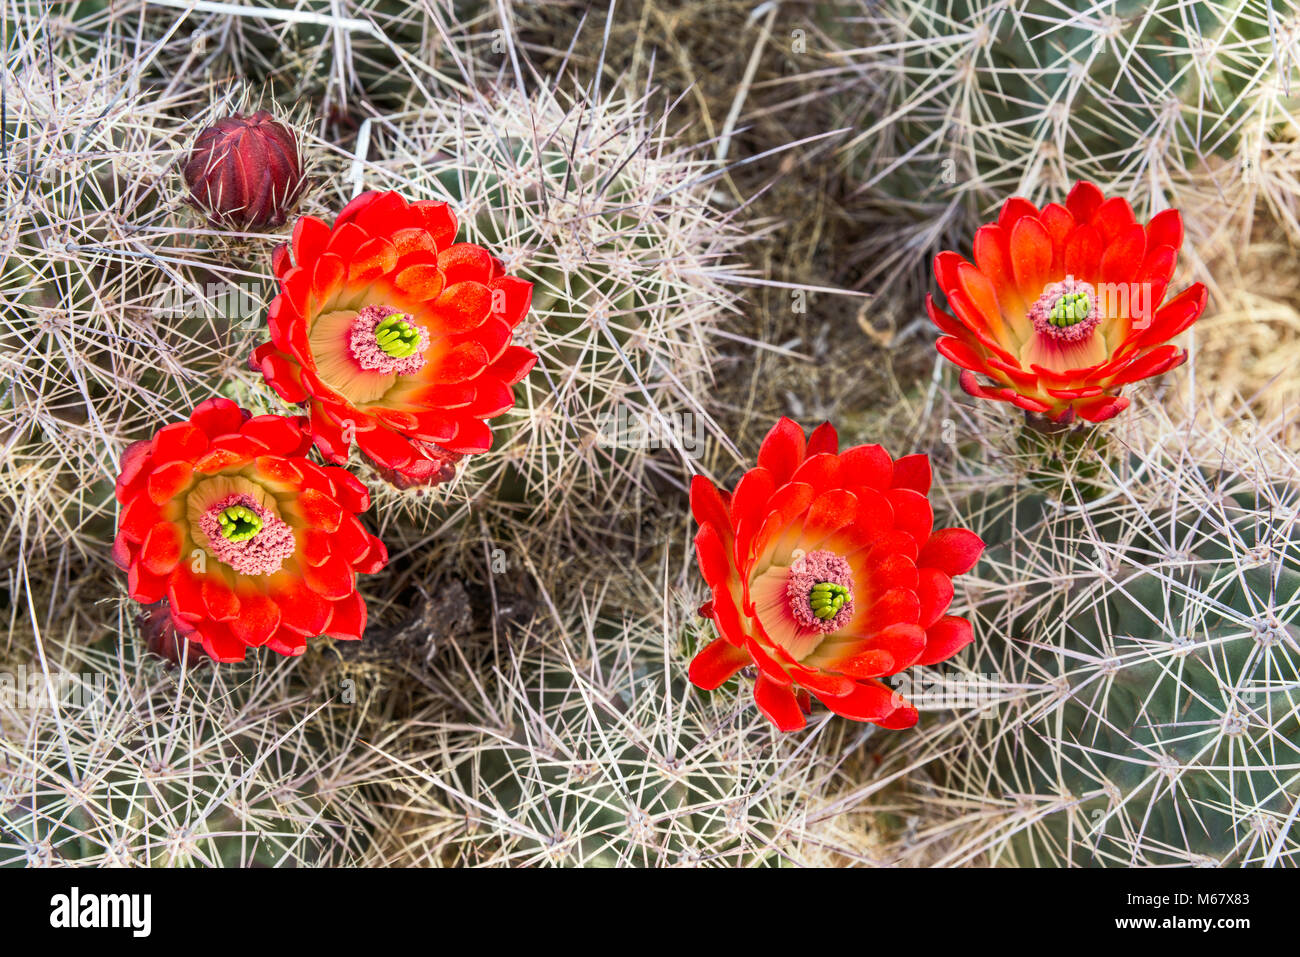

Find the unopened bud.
[{"left": 183, "top": 110, "right": 304, "bottom": 229}]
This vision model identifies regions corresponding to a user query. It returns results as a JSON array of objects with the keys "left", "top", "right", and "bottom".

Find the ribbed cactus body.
[
  {"left": 884, "top": 407, "right": 1300, "bottom": 865},
  {"left": 828, "top": 0, "right": 1300, "bottom": 304},
  {"left": 360, "top": 595, "right": 894, "bottom": 866},
  {"left": 985, "top": 508, "right": 1296, "bottom": 863},
  {"left": 0, "top": 639, "right": 375, "bottom": 866}
]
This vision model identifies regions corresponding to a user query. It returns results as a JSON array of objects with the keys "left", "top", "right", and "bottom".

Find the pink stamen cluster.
[
  {"left": 1029, "top": 277, "right": 1102, "bottom": 343},
  {"left": 786, "top": 549, "right": 855, "bottom": 633},
  {"left": 348, "top": 304, "right": 430, "bottom": 376},
  {"left": 198, "top": 494, "right": 295, "bottom": 576}
]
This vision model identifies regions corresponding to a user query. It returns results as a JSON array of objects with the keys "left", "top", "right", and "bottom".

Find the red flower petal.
[
  {"left": 866, "top": 588, "right": 921, "bottom": 630},
  {"left": 127, "top": 563, "right": 168, "bottom": 604},
  {"left": 201, "top": 574, "right": 240, "bottom": 621},
  {"left": 444, "top": 417, "right": 493, "bottom": 454},
  {"left": 688, "top": 637, "right": 751, "bottom": 690},
  {"left": 198, "top": 622, "right": 249, "bottom": 663},
  {"left": 887, "top": 487, "right": 934, "bottom": 548},
  {"left": 139, "top": 521, "right": 182, "bottom": 576},
  {"left": 328, "top": 590, "right": 367, "bottom": 642},
  {"left": 432, "top": 281, "right": 493, "bottom": 333},
  {"left": 354, "top": 537, "right": 388, "bottom": 575},
  {"left": 997, "top": 196, "right": 1039, "bottom": 233},
  {"left": 690, "top": 474, "right": 732, "bottom": 537},
  {"left": 1093, "top": 196, "right": 1137, "bottom": 243},
  {"left": 410, "top": 200, "right": 458, "bottom": 247},
  {"left": 790, "top": 453, "right": 842, "bottom": 496},
  {"left": 189, "top": 398, "right": 246, "bottom": 438},
  {"left": 918, "top": 528, "right": 985, "bottom": 576},
  {"left": 310, "top": 252, "right": 346, "bottom": 311},
  {"left": 115, "top": 439, "right": 153, "bottom": 501},
  {"left": 1099, "top": 223, "right": 1146, "bottom": 286},
  {"left": 754, "top": 673, "right": 807, "bottom": 731},
  {"left": 337, "top": 190, "right": 409, "bottom": 234},
  {"left": 291, "top": 215, "right": 331, "bottom": 267},
  {"left": 972, "top": 225, "right": 1020, "bottom": 313},
  {"left": 320, "top": 465, "right": 370, "bottom": 513},
  {"left": 1074, "top": 395, "right": 1131, "bottom": 423},
  {"left": 757, "top": 417, "right": 806, "bottom": 485},
  {"left": 934, "top": 249, "right": 964, "bottom": 294},
  {"left": 1146, "top": 208, "right": 1183, "bottom": 251},
  {"left": 1065, "top": 181, "right": 1104, "bottom": 222},
  {"left": 264, "top": 628, "right": 308, "bottom": 657},
  {"left": 916, "top": 615, "right": 974, "bottom": 666},
  {"left": 1009, "top": 215, "right": 1053, "bottom": 298},
  {"left": 119, "top": 493, "right": 162, "bottom": 543},
  {"left": 300, "top": 552, "right": 355, "bottom": 601},
  {"left": 229, "top": 589, "right": 281, "bottom": 647},
  {"left": 146, "top": 460, "right": 193, "bottom": 505},
  {"left": 935, "top": 336, "right": 988, "bottom": 373},
  {"left": 488, "top": 276, "right": 533, "bottom": 327},
  {"left": 488, "top": 345, "right": 538, "bottom": 385},
  {"left": 917, "top": 567, "right": 954, "bottom": 628},
  {"left": 1063, "top": 223, "right": 1103, "bottom": 280},
  {"left": 890, "top": 453, "right": 931, "bottom": 495},
  {"left": 295, "top": 487, "right": 344, "bottom": 533},
  {"left": 348, "top": 237, "right": 399, "bottom": 285},
  {"left": 812, "top": 678, "right": 896, "bottom": 723},
  {"left": 1039, "top": 202, "right": 1075, "bottom": 252},
  {"left": 729, "top": 467, "right": 777, "bottom": 531},
  {"left": 806, "top": 421, "right": 839, "bottom": 456},
  {"left": 153, "top": 421, "right": 208, "bottom": 464},
  {"left": 1109, "top": 344, "right": 1185, "bottom": 386},
  {"left": 838, "top": 443, "right": 893, "bottom": 490},
  {"left": 867, "top": 622, "right": 927, "bottom": 670},
  {"left": 241, "top": 414, "right": 307, "bottom": 454},
  {"left": 356, "top": 425, "right": 416, "bottom": 471},
  {"left": 836, "top": 648, "right": 896, "bottom": 679},
  {"left": 875, "top": 703, "right": 919, "bottom": 730},
  {"left": 256, "top": 348, "right": 309, "bottom": 404},
  {"left": 438, "top": 243, "right": 494, "bottom": 284},
  {"left": 1137, "top": 283, "right": 1207, "bottom": 347},
  {"left": 269, "top": 575, "right": 332, "bottom": 636},
  {"left": 694, "top": 522, "right": 734, "bottom": 589},
  {"left": 393, "top": 263, "right": 445, "bottom": 301},
  {"left": 428, "top": 341, "right": 489, "bottom": 383}
]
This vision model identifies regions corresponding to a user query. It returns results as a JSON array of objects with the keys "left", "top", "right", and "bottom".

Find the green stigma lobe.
[
  {"left": 217, "top": 504, "right": 262, "bottom": 542},
  {"left": 1049, "top": 291, "right": 1090, "bottom": 326},
  {"left": 375, "top": 313, "right": 420, "bottom": 358},
  {"left": 809, "top": 581, "right": 851, "bottom": 620}
]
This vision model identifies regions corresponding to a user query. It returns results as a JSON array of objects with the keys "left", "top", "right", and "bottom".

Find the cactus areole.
[
  {"left": 689, "top": 417, "right": 985, "bottom": 732},
  {"left": 927, "top": 181, "right": 1208, "bottom": 424}
]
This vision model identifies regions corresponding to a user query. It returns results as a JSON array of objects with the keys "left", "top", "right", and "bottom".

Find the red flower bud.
[
  {"left": 183, "top": 110, "right": 305, "bottom": 229},
  {"left": 137, "top": 603, "right": 213, "bottom": 669}
]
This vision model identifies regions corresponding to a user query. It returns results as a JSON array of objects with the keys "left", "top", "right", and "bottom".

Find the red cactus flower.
[
  {"left": 927, "top": 181, "right": 1208, "bottom": 424},
  {"left": 183, "top": 110, "right": 305, "bottom": 229},
  {"left": 113, "top": 398, "right": 387, "bottom": 663},
  {"left": 251, "top": 190, "right": 537, "bottom": 487},
  {"left": 688, "top": 418, "right": 984, "bottom": 732}
]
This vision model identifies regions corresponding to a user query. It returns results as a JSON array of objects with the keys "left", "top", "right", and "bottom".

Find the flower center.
[
  {"left": 809, "top": 581, "right": 852, "bottom": 619},
  {"left": 198, "top": 494, "right": 295, "bottom": 576},
  {"left": 216, "top": 503, "right": 262, "bottom": 541},
  {"left": 1030, "top": 278, "right": 1101, "bottom": 343},
  {"left": 786, "top": 549, "right": 855, "bottom": 634},
  {"left": 348, "top": 303, "right": 430, "bottom": 376},
  {"left": 375, "top": 313, "right": 421, "bottom": 358}
]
